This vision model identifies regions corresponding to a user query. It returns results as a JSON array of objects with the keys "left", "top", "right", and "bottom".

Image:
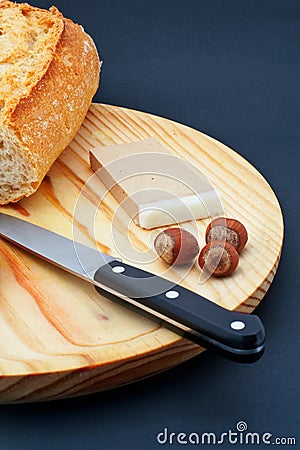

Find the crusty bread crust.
[{"left": 0, "top": 1, "right": 101, "bottom": 204}]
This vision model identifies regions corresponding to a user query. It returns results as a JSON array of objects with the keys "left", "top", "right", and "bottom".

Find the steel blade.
[{"left": 0, "top": 212, "right": 114, "bottom": 280}]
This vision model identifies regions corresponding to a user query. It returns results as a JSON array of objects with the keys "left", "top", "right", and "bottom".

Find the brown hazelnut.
[
  {"left": 154, "top": 228, "right": 200, "bottom": 266},
  {"left": 205, "top": 217, "right": 248, "bottom": 253},
  {"left": 198, "top": 240, "right": 239, "bottom": 277}
]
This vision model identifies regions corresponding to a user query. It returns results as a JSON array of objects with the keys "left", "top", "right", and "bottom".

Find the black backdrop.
[{"left": 1, "top": 1, "right": 299, "bottom": 449}]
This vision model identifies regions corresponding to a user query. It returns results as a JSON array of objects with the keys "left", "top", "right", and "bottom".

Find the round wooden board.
[{"left": 0, "top": 103, "right": 283, "bottom": 403}]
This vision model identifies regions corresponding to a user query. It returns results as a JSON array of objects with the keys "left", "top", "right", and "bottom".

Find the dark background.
[{"left": 1, "top": 0, "right": 299, "bottom": 449}]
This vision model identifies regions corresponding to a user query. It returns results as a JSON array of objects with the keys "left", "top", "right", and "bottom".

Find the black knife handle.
[{"left": 94, "top": 260, "right": 265, "bottom": 361}]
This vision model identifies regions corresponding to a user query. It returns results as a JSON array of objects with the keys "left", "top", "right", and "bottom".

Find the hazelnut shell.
[
  {"left": 198, "top": 240, "right": 239, "bottom": 277},
  {"left": 205, "top": 217, "right": 248, "bottom": 253},
  {"left": 154, "top": 228, "right": 199, "bottom": 266}
]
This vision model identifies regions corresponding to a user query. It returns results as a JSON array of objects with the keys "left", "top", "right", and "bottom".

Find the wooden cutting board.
[{"left": 0, "top": 103, "right": 283, "bottom": 403}]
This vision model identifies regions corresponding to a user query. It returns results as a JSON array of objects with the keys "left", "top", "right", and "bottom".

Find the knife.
[{"left": 0, "top": 212, "right": 265, "bottom": 362}]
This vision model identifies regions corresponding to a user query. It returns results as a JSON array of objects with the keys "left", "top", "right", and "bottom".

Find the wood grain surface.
[{"left": 0, "top": 103, "right": 284, "bottom": 403}]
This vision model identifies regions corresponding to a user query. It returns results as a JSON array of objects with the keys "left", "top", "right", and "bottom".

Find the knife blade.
[{"left": 0, "top": 212, "right": 265, "bottom": 362}]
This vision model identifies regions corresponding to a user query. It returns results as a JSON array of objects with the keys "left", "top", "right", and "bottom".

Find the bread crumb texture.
[{"left": 0, "top": 1, "right": 100, "bottom": 204}]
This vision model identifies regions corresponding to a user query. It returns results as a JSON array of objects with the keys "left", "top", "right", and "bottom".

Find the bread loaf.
[{"left": 0, "top": 1, "right": 101, "bottom": 204}]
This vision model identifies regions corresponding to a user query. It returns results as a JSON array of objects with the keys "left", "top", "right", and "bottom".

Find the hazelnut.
[
  {"left": 198, "top": 240, "right": 239, "bottom": 277},
  {"left": 205, "top": 217, "right": 248, "bottom": 253},
  {"left": 154, "top": 228, "right": 200, "bottom": 266}
]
